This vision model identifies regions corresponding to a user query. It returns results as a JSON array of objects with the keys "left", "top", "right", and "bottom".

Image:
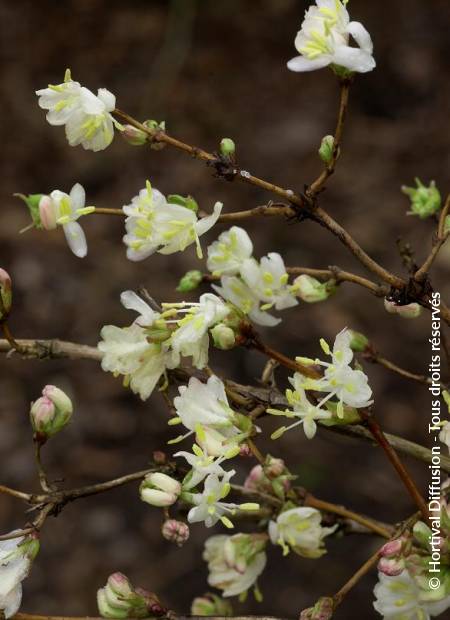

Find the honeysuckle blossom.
[
  {"left": 186, "top": 472, "right": 258, "bottom": 528},
  {"left": 123, "top": 181, "right": 222, "bottom": 261},
  {"left": 269, "top": 507, "right": 336, "bottom": 558},
  {"left": 213, "top": 275, "right": 281, "bottom": 326},
  {"left": 240, "top": 253, "right": 298, "bottom": 312},
  {"left": 301, "top": 328, "right": 373, "bottom": 415},
  {"left": 36, "top": 69, "right": 118, "bottom": 151},
  {"left": 203, "top": 534, "right": 267, "bottom": 598},
  {"left": 0, "top": 533, "right": 39, "bottom": 619},
  {"left": 168, "top": 294, "right": 230, "bottom": 369},
  {"left": 97, "top": 572, "right": 166, "bottom": 619},
  {"left": 287, "top": 0, "right": 375, "bottom": 75},
  {"left": 39, "top": 184, "right": 92, "bottom": 257},
  {"left": 268, "top": 379, "right": 333, "bottom": 440},
  {"left": 175, "top": 444, "right": 234, "bottom": 490},
  {"left": 207, "top": 226, "right": 253, "bottom": 276},
  {"left": 373, "top": 570, "right": 450, "bottom": 619}
]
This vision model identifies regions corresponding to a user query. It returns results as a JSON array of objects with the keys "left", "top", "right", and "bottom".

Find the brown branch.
[
  {"left": 414, "top": 194, "right": 450, "bottom": 282},
  {"left": 286, "top": 266, "right": 388, "bottom": 297},
  {"left": 0, "top": 484, "right": 32, "bottom": 502}
]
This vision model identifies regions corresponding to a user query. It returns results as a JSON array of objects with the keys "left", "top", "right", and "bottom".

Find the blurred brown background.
[{"left": 1, "top": 1, "right": 450, "bottom": 618}]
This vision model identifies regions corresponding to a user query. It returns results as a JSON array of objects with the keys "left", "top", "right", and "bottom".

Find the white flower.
[
  {"left": 175, "top": 444, "right": 231, "bottom": 490},
  {"left": 269, "top": 507, "right": 336, "bottom": 558},
  {"left": 36, "top": 70, "right": 117, "bottom": 151},
  {"left": 187, "top": 471, "right": 238, "bottom": 528},
  {"left": 0, "top": 533, "right": 39, "bottom": 619},
  {"left": 169, "top": 294, "right": 229, "bottom": 369},
  {"left": 123, "top": 181, "right": 222, "bottom": 261},
  {"left": 287, "top": 0, "right": 375, "bottom": 74},
  {"left": 304, "top": 328, "right": 373, "bottom": 415},
  {"left": 213, "top": 275, "right": 281, "bottom": 326},
  {"left": 439, "top": 422, "right": 450, "bottom": 454},
  {"left": 373, "top": 570, "right": 450, "bottom": 619},
  {"left": 207, "top": 226, "right": 253, "bottom": 276},
  {"left": 203, "top": 534, "right": 267, "bottom": 598},
  {"left": 268, "top": 378, "right": 333, "bottom": 440},
  {"left": 240, "top": 253, "right": 298, "bottom": 311},
  {"left": 98, "top": 324, "right": 167, "bottom": 401},
  {"left": 40, "top": 183, "right": 91, "bottom": 257},
  {"left": 173, "top": 375, "right": 235, "bottom": 431}
]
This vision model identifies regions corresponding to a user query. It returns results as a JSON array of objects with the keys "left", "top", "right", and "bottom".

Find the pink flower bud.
[
  {"left": 300, "top": 597, "right": 334, "bottom": 620},
  {"left": 38, "top": 195, "right": 57, "bottom": 230},
  {"left": 161, "top": 519, "right": 190, "bottom": 546},
  {"left": 379, "top": 538, "right": 404, "bottom": 558},
  {"left": 378, "top": 556, "right": 405, "bottom": 576},
  {"left": 121, "top": 125, "right": 148, "bottom": 146},
  {"left": 265, "top": 456, "right": 285, "bottom": 478},
  {"left": 30, "top": 397, "right": 56, "bottom": 432},
  {"left": 107, "top": 572, "right": 133, "bottom": 598},
  {"left": 244, "top": 464, "right": 265, "bottom": 490}
]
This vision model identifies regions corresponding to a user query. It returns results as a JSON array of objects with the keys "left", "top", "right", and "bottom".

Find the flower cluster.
[
  {"left": 287, "top": 0, "right": 375, "bottom": 75},
  {"left": 269, "top": 506, "right": 337, "bottom": 558},
  {"left": 123, "top": 181, "right": 222, "bottom": 261},
  {"left": 36, "top": 69, "right": 119, "bottom": 152},
  {"left": 268, "top": 328, "right": 373, "bottom": 439},
  {"left": 98, "top": 291, "right": 230, "bottom": 400}
]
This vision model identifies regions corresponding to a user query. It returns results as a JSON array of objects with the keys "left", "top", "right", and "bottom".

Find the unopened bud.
[
  {"left": 293, "top": 275, "right": 334, "bottom": 303},
  {"left": 220, "top": 138, "right": 236, "bottom": 158},
  {"left": 177, "top": 270, "right": 203, "bottom": 293},
  {"left": 152, "top": 451, "right": 167, "bottom": 465},
  {"left": 265, "top": 456, "right": 285, "bottom": 478},
  {"left": 300, "top": 596, "right": 334, "bottom": 620},
  {"left": 140, "top": 472, "right": 181, "bottom": 507},
  {"left": 191, "top": 593, "right": 233, "bottom": 617},
  {"left": 107, "top": 573, "right": 134, "bottom": 598},
  {"left": 143, "top": 120, "right": 166, "bottom": 151},
  {"left": 384, "top": 298, "right": 422, "bottom": 319},
  {"left": 349, "top": 330, "right": 369, "bottom": 352},
  {"left": 378, "top": 556, "right": 405, "bottom": 576},
  {"left": 98, "top": 573, "right": 166, "bottom": 619},
  {"left": 121, "top": 124, "right": 148, "bottom": 146},
  {"left": 167, "top": 194, "right": 198, "bottom": 213},
  {"left": 379, "top": 538, "right": 404, "bottom": 558},
  {"left": 413, "top": 521, "right": 432, "bottom": 550},
  {"left": 318, "top": 135, "right": 336, "bottom": 165},
  {"left": 30, "top": 385, "right": 73, "bottom": 441},
  {"left": 244, "top": 464, "right": 265, "bottom": 491},
  {"left": 0, "top": 268, "right": 12, "bottom": 317},
  {"left": 402, "top": 178, "right": 441, "bottom": 219},
  {"left": 161, "top": 519, "right": 190, "bottom": 546},
  {"left": 210, "top": 323, "right": 236, "bottom": 350},
  {"left": 38, "top": 195, "right": 57, "bottom": 230}
]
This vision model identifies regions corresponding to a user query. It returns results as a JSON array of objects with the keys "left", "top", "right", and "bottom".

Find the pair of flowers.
[
  {"left": 207, "top": 226, "right": 298, "bottom": 326},
  {"left": 269, "top": 328, "right": 373, "bottom": 440}
]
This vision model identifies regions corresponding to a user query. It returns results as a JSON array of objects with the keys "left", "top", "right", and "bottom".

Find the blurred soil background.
[{"left": 1, "top": 1, "right": 450, "bottom": 618}]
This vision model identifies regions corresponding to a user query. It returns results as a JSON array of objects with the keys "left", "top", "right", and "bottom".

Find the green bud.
[
  {"left": 15, "top": 193, "right": 44, "bottom": 228},
  {"left": 167, "top": 194, "right": 199, "bottom": 212},
  {"left": 220, "top": 138, "right": 236, "bottom": 158},
  {"left": 292, "top": 274, "right": 335, "bottom": 303},
  {"left": 30, "top": 385, "right": 73, "bottom": 441},
  {"left": 210, "top": 323, "right": 236, "bottom": 350},
  {"left": 0, "top": 268, "right": 12, "bottom": 318},
  {"left": 176, "top": 270, "right": 203, "bottom": 293},
  {"left": 413, "top": 521, "right": 432, "bottom": 551},
  {"left": 121, "top": 125, "right": 147, "bottom": 146},
  {"left": 349, "top": 330, "right": 369, "bottom": 352},
  {"left": 191, "top": 593, "right": 233, "bottom": 617},
  {"left": 300, "top": 596, "right": 334, "bottom": 620},
  {"left": 318, "top": 135, "right": 335, "bottom": 165},
  {"left": 402, "top": 178, "right": 441, "bottom": 219}
]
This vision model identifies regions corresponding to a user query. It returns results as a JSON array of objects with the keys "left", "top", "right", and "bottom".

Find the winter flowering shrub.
[{"left": 1, "top": 2, "right": 450, "bottom": 620}]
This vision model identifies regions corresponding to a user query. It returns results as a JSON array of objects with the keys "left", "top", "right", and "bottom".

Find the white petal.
[
  {"left": 79, "top": 87, "right": 105, "bottom": 114},
  {"left": 1, "top": 583, "right": 23, "bottom": 619},
  {"left": 332, "top": 45, "right": 375, "bottom": 73},
  {"left": 63, "top": 222, "right": 88, "bottom": 258},
  {"left": 347, "top": 21, "right": 373, "bottom": 54},
  {"left": 287, "top": 55, "right": 330, "bottom": 72},
  {"left": 196, "top": 202, "right": 223, "bottom": 236},
  {"left": 69, "top": 183, "right": 86, "bottom": 211},
  {"left": 120, "top": 290, "right": 156, "bottom": 325},
  {"left": 97, "top": 88, "right": 116, "bottom": 111}
]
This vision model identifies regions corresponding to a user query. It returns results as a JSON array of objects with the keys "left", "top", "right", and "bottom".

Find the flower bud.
[
  {"left": 161, "top": 519, "right": 190, "bottom": 546},
  {"left": 300, "top": 597, "right": 334, "bottom": 620},
  {"left": 378, "top": 556, "right": 405, "bottom": 576},
  {"left": 121, "top": 125, "right": 148, "bottom": 146},
  {"left": 265, "top": 455, "right": 285, "bottom": 478},
  {"left": 152, "top": 451, "right": 167, "bottom": 465},
  {"left": 413, "top": 521, "right": 432, "bottom": 550},
  {"left": 402, "top": 178, "right": 441, "bottom": 219},
  {"left": 384, "top": 298, "right": 422, "bottom": 319},
  {"left": 191, "top": 593, "right": 233, "bottom": 617},
  {"left": 140, "top": 472, "right": 181, "bottom": 507},
  {"left": 38, "top": 195, "right": 57, "bottom": 230},
  {"left": 0, "top": 268, "right": 12, "bottom": 318},
  {"left": 220, "top": 138, "right": 236, "bottom": 158},
  {"left": 167, "top": 194, "right": 198, "bottom": 212},
  {"left": 210, "top": 323, "right": 236, "bottom": 350},
  {"left": 348, "top": 330, "right": 369, "bottom": 352},
  {"left": 143, "top": 120, "right": 166, "bottom": 151},
  {"left": 30, "top": 386, "right": 73, "bottom": 441},
  {"left": 244, "top": 464, "right": 265, "bottom": 491},
  {"left": 293, "top": 275, "right": 334, "bottom": 303},
  {"left": 318, "top": 135, "right": 336, "bottom": 165},
  {"left": 379, "top": 538, "right": 404, "bottom": 558},
  {"left": 107, "top": 573, "right": 134, "bottom": 599},
  {"left": 98, "top": 573, "right": 166, "bottom": 619},
  {"left": 177, "top": 270, "right": 203, "bottom": 293}
]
